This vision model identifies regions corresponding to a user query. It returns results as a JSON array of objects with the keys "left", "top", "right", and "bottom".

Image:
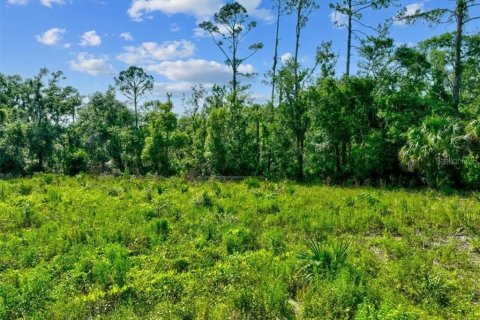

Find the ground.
[{"left": 0, "top": 175, "right": 479, "bottom": 319}]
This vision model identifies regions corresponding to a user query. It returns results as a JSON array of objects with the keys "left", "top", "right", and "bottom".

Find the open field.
[{"left": 0, "top": 175, "right": 479, "bottom": 319}]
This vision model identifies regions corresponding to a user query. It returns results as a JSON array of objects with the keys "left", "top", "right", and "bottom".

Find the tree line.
[{"left": 0, "top": 0, "right": 479, "bottom": 189}]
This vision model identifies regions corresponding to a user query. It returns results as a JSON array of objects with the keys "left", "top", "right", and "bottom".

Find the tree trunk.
[
  {"left": 267, "top": 3, "right": 282, "bottom": 176},
  {"left": 346, "top": 0, "right": 353, "bottom": 77},
  {"left": 453, "top": 0, "right": 465, "bottom": 110},
  {"left": 294, "top": 1, "right": 302, "bottom": 96},
  {"left": 297, "top": 135, "right": 304, "bottom": 181},
  {"left": 232, "top": 64, "right": 237, "bottom": 94},
  {"left": 232, "top": 30, "right": 238, "bottom": 98},
  {"left": 271, "top": 3, "right": 282, "bottom": 104},
  {"left": 134, "top": 89, "right": 138, "bottom": 129}
]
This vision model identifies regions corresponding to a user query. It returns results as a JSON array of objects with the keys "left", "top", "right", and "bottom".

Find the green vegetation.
[
  {"left": 1, "top": 175, "right": 479, "bottom": 319},
  {"left": 1, "top": 1, "right": 479, "bottom": 190}
]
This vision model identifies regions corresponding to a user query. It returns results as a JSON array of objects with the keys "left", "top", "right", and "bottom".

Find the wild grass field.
[{"left": 0, "top": 175, "right": 479, "bottom": 319}]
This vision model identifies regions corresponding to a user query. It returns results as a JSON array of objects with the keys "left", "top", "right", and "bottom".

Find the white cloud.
[
  {"left": 120, "top": 32, "right": 134, "bottom": 41},
  {"left": 146, "top": 59, "right": 255, "bottom": 84},
  {"left": 127, "top": 0, "right": 271, "bottom": 22},
  {"left": 117, "top": 40, "right": 195, "bottom": 64},
  {"left": 35, "top": 28, "right": 66, "bottom": 46},
  {"left": 63, "top": 42, "right": 71, "bottom": 48},
  {"left": 281, "top": 53, "right": 292, "bottom": 64},
  {"left": 152, "top": 59, "right": 255, "bottom": 97},
  {"left": 193, "top": 27, "right": 209, "bottom": 38},
  {"left": 238, "top": 0, "right": 272, "bottom": 22},
  {"left": 69, "top": 53, "right": 115, "bottom": 76},
  {"left": 7, "top": 0, "right": 64, "bottom": 6},
  {"left": 394, "top": 2, "right": 424, "bottom": 26},
  {"left": 128, "top": 0, "right": 222, "bottom": 21},
  {"left": 154, "top": 81, "right": 200, "bottom": 95},
  {"left": 40, "top": 0, "right": 64, "bottom": 7},
  {"left": 329, "top": 11, "right": 348, "bottom": 28},
  {"left": 80, "top": 30, "right": 102, "bottom": 46},
  {"left": 7, "top": 0, "right": 30, "bottom": 5}
]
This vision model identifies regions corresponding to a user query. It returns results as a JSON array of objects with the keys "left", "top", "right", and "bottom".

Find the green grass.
[{"left": 0, "top": 175, "right": 479, "bottom": 319}]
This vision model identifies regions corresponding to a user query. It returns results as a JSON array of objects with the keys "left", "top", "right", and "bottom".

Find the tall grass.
[{"left": 0, "top": 176, "right": 478, "bottom": 319}]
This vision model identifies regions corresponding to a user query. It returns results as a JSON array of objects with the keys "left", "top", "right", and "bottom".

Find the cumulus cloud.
[
  {"left": 35, "top": 28, "right": 66, "bottom": 46},
  {"left": 7, "top": 0, "right": 30, "bottom": 5},
  {"left": 80, "top": 30, "right": 102, "bottom": 47},
  {"left": 152, "top": 59, "right": 254, "bottom": 97},
  {"left": 7, "top": 0, "right": 64, "bottom": 6},
  {"left": 128, "top": 0, "right": 222, "bottom": 21},
  {"left": 128, "top": 0, "right": 271, "bottom": 22},
  {"left": 238, "top": 0, "right": 272, "bottom": 22},
  {"left": 40, "top": 0, "right": 64, "bottom": 7},
  {"left": 394, "top": 2, "right": 424, "bottom": 26},
  {"left": 154, "top": 81, "right": 199, "bottom": 95},
  {"left": 146, "top": 59, "right": 255, "bottom": 84},
  {"left": 120, "top": 32, "right": 134, "bottom": 41},
  {"left": 117, "top": 40, "right": 195, "bottom": 64},
  {"left": 69, "top": 53, "right": 115, "bottom": 76},
  {"left": 281, "top": 53, "right": 292, "bottom": 64}
]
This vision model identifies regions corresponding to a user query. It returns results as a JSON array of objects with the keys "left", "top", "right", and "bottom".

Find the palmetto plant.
[
  {"left": 399, "top": 116, "right": 467, "bottom": 186},
  {"left": 298, "top": 239, "right": 349, "bottom": 282},
  {"left": 416, "top": 273, "right": 449, "bottom": 306}
]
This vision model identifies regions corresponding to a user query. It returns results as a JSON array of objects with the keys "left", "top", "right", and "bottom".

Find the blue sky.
[{"left": 1, "top": 0, "right": 479, "bottom": 111}]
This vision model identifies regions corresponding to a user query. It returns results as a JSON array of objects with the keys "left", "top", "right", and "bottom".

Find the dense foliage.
[
  {"left": 0, "top": 1, "right": 479, "bottom": 189},
  {"left": 0, "top": 175, "right": 479, "bottom": 319}
]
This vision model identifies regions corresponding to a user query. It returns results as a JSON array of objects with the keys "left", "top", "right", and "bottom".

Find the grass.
[{"left": 0, "top": 175, "right": 479, "bottom": 319}]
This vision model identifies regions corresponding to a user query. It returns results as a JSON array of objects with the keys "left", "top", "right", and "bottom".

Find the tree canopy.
[{"left": 1, "top": 0, "right": 479, "bottom": 190}]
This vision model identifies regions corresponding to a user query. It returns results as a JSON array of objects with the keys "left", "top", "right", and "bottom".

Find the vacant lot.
[{"left": 0, "top": 175, "right": 479, "bottom": 319}]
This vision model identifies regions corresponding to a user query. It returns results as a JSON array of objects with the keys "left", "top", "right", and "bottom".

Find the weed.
[
  {"left": 193, "top": 191, "right": 214, "bottom": 208},
  {"left": 19, "top": 183, "right": 33, "bottom": 196},
  {"left": 245, "top": 177, "right": 260, "bottom": 189},
  {"left": 1, "top": 176, "right": 478, "bottom": 319}
]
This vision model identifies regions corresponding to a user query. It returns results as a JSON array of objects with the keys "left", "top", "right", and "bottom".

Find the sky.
[{"left": 1, "top": 0, "right": 479, "bottom": 112}]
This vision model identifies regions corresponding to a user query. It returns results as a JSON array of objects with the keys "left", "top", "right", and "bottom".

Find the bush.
[
  {"left": 245, "top": 177, "right": 260, "bottom": 189},
  {"left": 193, "top": 191, "right": 214, "bottom": 208},
  {"left": 65, "top": 149, "right": 88, "bottom": 176},
  {"left": 154, "top": 218, "right": 170, "bottom": 240},
  {"left": 19, "top": 182, "right": 33, "bottom": 195},
  {"left": 224, "top": 228, "right": 256, "bottom": 254},
  {"left": 462, "top": 154, "right": 480, "bottom": 189}
]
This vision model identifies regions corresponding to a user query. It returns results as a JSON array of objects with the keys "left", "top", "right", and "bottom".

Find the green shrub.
[
  {"left": 193, "top": 191, "right": 214, "bottom": 208},
  {"left": 154, "top": 218, "right": 170, "bottom": 240},
  {"left": 19, "top": 182, "right": 33, "bottom": 195},
  {"left": 257, "top": 200, "right": 280, "bottom": 215},
  {"left": 298, "top": 239, "right": 349, "bottom": 282},
  {"left": 262, "top": 229, "right": 286, "bottom": 255},
  {"left": 172, "top": 258, "right": 190, "bottom": 273},
  {"left": 462, "top": 154, "right": 480, "bottom": 188},
  {"left": 245, "top": 177, "right": 260, "bottom": 189},
  {"left": 224, "top": 228, "right": 256, "bottom": 254},
  {"left": 302, "top": 268, "right": 366, "bottom": 319},
  {"left": 43, "top": 174, "right": 55, "bottom": 185}
]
